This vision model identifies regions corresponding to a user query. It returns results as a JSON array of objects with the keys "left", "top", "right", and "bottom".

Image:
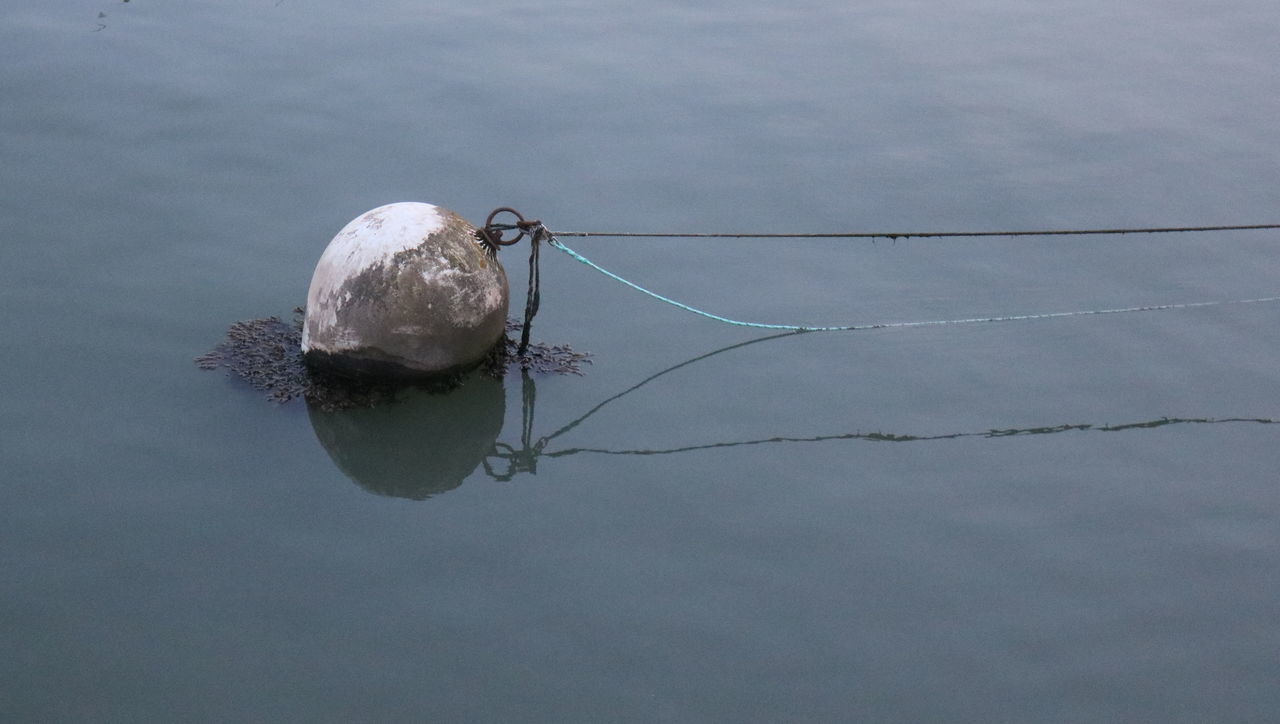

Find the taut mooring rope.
[{"left": 550, "top": 223, "right": 1280, "bottom": 241}]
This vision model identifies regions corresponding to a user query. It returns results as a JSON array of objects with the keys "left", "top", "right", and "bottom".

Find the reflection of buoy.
[
  {"left": 307, "top": 376, "right": 506, "bottom": 499},
  {"left": 302, "top": 202, "right": 509, "bottom": 379}
]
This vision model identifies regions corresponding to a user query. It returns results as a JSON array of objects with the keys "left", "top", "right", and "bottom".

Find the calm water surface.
[{"left": 3, "top": 1, "right": 1279, "bottom": 720}]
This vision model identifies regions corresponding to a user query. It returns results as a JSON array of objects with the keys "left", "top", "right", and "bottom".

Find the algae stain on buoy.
[{"left": 302, "top": 202, "right": 509, "bottom": 379}]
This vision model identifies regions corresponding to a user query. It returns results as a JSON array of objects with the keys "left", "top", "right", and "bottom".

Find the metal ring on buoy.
[{"left": 481, "top": 207, "right": 529, "bottom": 249}]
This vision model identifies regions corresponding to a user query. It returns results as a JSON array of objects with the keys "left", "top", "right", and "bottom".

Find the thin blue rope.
[{"left": 547, "top": 236, "right": 1280, "bottom": 331}]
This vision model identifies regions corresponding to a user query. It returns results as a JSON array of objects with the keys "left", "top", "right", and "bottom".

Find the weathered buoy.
[{"left": 302, "top": 202, "right": 509, "bottom": 379}]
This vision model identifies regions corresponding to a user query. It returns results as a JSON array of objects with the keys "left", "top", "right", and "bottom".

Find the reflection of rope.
[
  {"left": 549, "top": 235, "right": 1280, "bottom": 332},
  {"left": 520, "top": 369, "right": 537, "bottom": 464},
  {"left": 482, "top": 369, "right": 544, "bottom": 481},
  {"left": 482, "top": 332, "right": 802, "bottom": 479},
  {"left": 480, "top": 327, "right": 1279, "bottom": 479},
  {"left": 536, "top": 330, "right": 801, "bottom": 447},
  {"left": 545, "top": 417, "right": 1279, "bottom": 458}
]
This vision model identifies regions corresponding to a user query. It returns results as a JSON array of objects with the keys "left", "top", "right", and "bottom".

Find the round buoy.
[{"left": 301, "top": 202, "right": 509, "bottom": 379}]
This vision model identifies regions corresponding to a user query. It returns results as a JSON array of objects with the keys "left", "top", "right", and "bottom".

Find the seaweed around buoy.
[{"left": 197, "top": 308, "right": 590, "bottom": 410}]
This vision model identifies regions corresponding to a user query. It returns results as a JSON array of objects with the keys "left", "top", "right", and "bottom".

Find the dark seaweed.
[{"left": 196, "top": 309, "right": 590, "bottom": 410}]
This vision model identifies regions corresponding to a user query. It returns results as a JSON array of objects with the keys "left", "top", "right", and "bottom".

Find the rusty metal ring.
[{"left": 483, "top": 207, "right": 529, "bottom": 246}]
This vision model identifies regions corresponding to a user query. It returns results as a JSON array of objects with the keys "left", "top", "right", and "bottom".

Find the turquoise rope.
[
  {"left": 548, "top": 237, "right": 820, "bottom": 330},
  {"left": 547, "top": 236, "right": 1280, "bottom": 331}
]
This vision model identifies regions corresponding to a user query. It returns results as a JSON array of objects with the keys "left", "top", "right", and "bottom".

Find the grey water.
[{"left": 4, "top": 1, "right": 1280, "bottom": 720}]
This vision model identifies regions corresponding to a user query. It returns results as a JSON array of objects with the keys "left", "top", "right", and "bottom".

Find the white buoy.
[{"left": 302, "top": 202, "right": 509, "bottom": 378}]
